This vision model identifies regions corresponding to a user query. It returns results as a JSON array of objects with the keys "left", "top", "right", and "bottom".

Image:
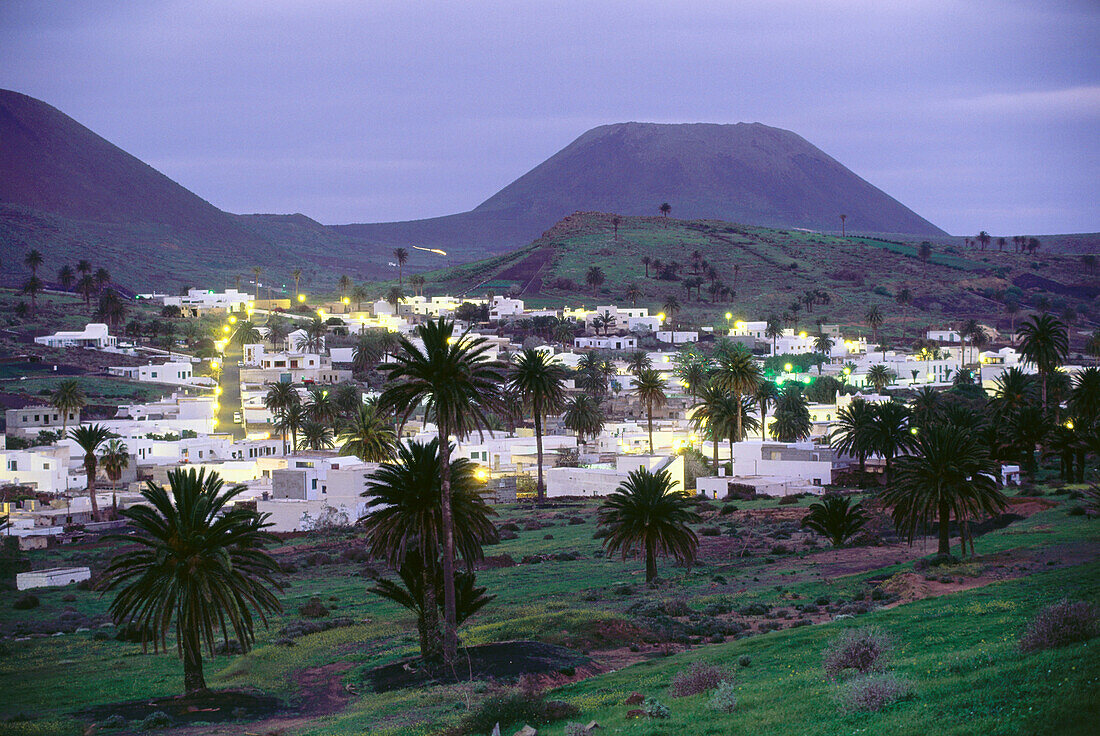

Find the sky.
[{"left": 1, "top": 0, "right": 1097, "bottom": 235}]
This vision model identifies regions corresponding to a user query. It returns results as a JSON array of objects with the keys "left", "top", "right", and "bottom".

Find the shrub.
[
  {"left": 822, "top": 627, "right": 892, "bottom": 679},
  {"left": 298, "top": 597, "right": 329, "bottom": 619},
  {"left": 459, "top": 691, "right": 579, "bottom": 735},
  {"left": 836, "top": 673, "right": 913, "bottom": 713},
  {"left": 643, "top": 697, "right": 670, "bottom": 718},
  {"left": 800, "top": 495, "right": 867, "bottom": 547},
  {"left": 670, "top": 662, "right": 733, "bottom": 697},
  {"left": 699, "top": 525, "right": 720, "bottom": 536},
  {"left": 12, "top": 594, "right": 39, "bottom": 610},
  {"left": 480, "top": 554, "right": 516, "bottom": 569},
  {"left": 340, "top": 547, "right": 370, "bottom": 562},
  {"left": 708, "top": 680, "right": 737, "bottom": 713},
  {"left": 500, "top": 529, "right": 519, "bottom": 540},
  {"left": 99, "top": 714, "right": 127, "bottom": 729},
  {"left": 778, "top": 495, "right": 800, "bottom": 506},
  {"left": 139, "top": 710, "right": 172, "bottom": 730},
  {"left": 305, "top": 552, "right": 332, "bottom": 566},
  {"left": 1019, "top": 599, "right": 1100, "bottom": 652},
  {"left": 738, "top": 655, "right": 752, "bottom": 668},
  {"left": 564, "top": 723, "right": 590, "bottom": 736},
  {"left": 661, "top": 598, "right": 691, "bottom": 616},
  {"left": 61, "top": 593, "right": 77, "bottom": 602}
]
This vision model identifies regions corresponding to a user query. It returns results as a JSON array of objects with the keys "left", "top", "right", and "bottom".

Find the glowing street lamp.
[
  {"left": 657, "top": 312, "right": 666, "bottom": 322},
  {"left": 724, "top": 312, "right": 732, "bottom": 330},
  {"left": 228, "top": 315, "right": 237, "bottom": 324},
  {"left": 342, "top": 297, "right": 350, "bottom": 306},
  {"left": 784, "top": 363, "right": 793, "bottom": 373},
  {"left": 214, "top": 386, "right": 223, "bottom": 396},
  {"left": 297, "top": 294, "right": 306, "bottom": 303}
]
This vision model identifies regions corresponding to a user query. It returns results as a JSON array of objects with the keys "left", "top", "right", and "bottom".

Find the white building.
[
  {"left": 17, "top": 567, "right": 92, "bottom": 591},
  {"left": 162, "top": 288, "right": 253, "bottom": 315},
  {"left": 546, "top": 454, "right": 685, "bottom": 498},
  {"left": 574, "top": 335, "right": 638, "bottom": 351},
  {"left": 34, "top": 323, "right": 117, "bottom": 349},
  {"left": 0, "top": 446, "right": 79, "bottom": 494},
  {"left": 108, "top": 361, "right": 206, "bottom": 387},
  {"left": 657, "top": 330, "right": 699, "bottom": 345},
  {"left": 256, "top": 455, "right": 378, "bottom": 532}
]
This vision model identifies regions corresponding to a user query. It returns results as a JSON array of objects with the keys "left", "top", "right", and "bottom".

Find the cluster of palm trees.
[
  {"left": 17, "top": 250, "right": 114, "bottom": 317},
  {"left": 966, "top": 232, "right": 1041, "bottom": 255},
  {"left": 262, "top": 381, "right": 395, "bottom": 459}
]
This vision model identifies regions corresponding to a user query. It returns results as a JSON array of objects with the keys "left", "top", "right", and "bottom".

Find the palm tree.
[
  {"left": 633, "top": 368, "right": 667, "bottom": 454},
  {"left": 94, "top": 267, "right": 111, "bottom": 289},
  {"left": 765, "top": 315, "right": 783, "bottom": 355},
  {"left": 393, "top": 248, "right": 409, "bottom": 286},
  {"left": 386, "top": 286, "right": 405, "bottom": 311},
  {"left": 1017, "top": 314, "right": 1069, "bottom": 411},
  {"left": 351, "top": 284, "right": 369, "bottom": 310},
  {"left": 50, "top": 380, "right": 85, "bottom": 435},
  {"left": 99, "top": 438, "right": 130, "bottom": 510},
  {"left": 883, "top": 424, "right": 1006, "bottom": 555},
  {"left": 299, "top": 317, "right": 327, "bottom": 352},
  {"left": 507, "top": 348, "right": 567, "bottom": 502},
  {"left": 23, "top": 249, "right": 44, "bottom": 279},
  {"left": 801, "top": 495, "right": 866, "bottom": 547},
  {"left": 1068, "top": 367, "right": 1100, "bottom": 430},
  {"left": 232, "top": 320, "right": 261, "bottom": 347},
  {"left": 265, "top": 316, "right": 291, "bottom": 350},
  {"left": 839, "top": 213, "right": 847, "bottom": 236},
  {"left": 662, "top": 296, "right": 680, "bottom": 326},
  {"left": 977, "top": 231, "right": 991, "bottom": 251},
  {"left": 20, "top": 276, "right": 42, "bottom": 316},
  {"left": 990, "top": 367, "right": 1036, "bottom": 417},
  {"left": 866, "top": 364, "right": 893, "bottom": 393},
  {"left": 298, "top": 420, "right": 334, "bottom": 451},
  {"left": 69, "top": 424, "right": 113, "bottom": 521},
  {"left": 304, "top": 387, "right": 338, "bottom": 428},
  {"left": 77, "top": 274, "right": 97, "bottom": 308},
  {"left": 829, "top": 398, "right": 876, "bottom": 474},
  {"left": 263, "top": 382, "right": 300, "bottom": 454},
  {"left": 251, "top": 266, "right": 261, "bottom": 300},
  {"left": 626, "top": 351, "right": 652, "bottom": 376},
  {"left": 377, "top": 317, "right": 503, "bottom": 666},
  {"left": 598, "top": 468, "right": 698, "bottom": 584},
  {"left": 690, "top": 382, "right": 727, "bottom": 470},
  {"left": 642, "top": 256, "right": 651, "bottom": 278},
  {"left": 908, "top": 386, "right": 942, "bottom": 430},
  {"left": 625, "top": 282, "right": 642, "bottom": 307},
  {"left": 76, "top": 259, "right": 92, "bottom": 277},
  {"left": 710, "top": 344, "right": 760, "bottom": 445},
  {"left": 563, "top": 394, "right": 604, "bottom": 444},
  {"left": 865, "top": 305, "right": 884, "bottom": 345},
  {"left": 57, "top": 265, "right": 75, "bottom": 291},
  {"left": 611, "top": 215, "right": 621, "bottom": 240},
  {"left": 659, "top": 202, "right": 672, "bottom": 218},
  {"left": 673, "top": 355, "right": 710, "bottom": 402},
  {"left": 336, "top": 400, "right": 396, "bottom": 462},
  {"left": 814, "top": 334, "right": 835, "bottom": 373},
  {"left": 866, "top": 401, "right": 913, "bottom": 486},
  {"left": 754, "top": 380, "right": 779, "bottom": 440},
  {"left": 291, "top": 268, "right": 302, "bottom": 300},
  {"left": 770, "top": 383, "right": 812, "bottom": 442},
  {"left": 101, "top": 468, "right": 282, "bottom": 693},
  {"left": 361, "top": 439, "right": 496, "bottom": 659},
  {"left": 585, "top": 266, "right": 606, "bottom": 297}
]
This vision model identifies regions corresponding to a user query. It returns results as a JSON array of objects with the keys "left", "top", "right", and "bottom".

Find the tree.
[
  {"left": 57, "top": 265, "right": 75, "bottom": 291},
  {"left": 814, "top": 334, "right": 835, "bottom": 373},
  {"left": 839, "top": 213, "right": 847, "bottom": 236},
  {"left": 265, "top": 316, "right": 291, "bottom": 350},
  {"left": 866, "top": 364, "right": 893, "bottom": 393},
  {"left": 765, "top": 315, "right": 783, "bottom": 355},
  {"left": 710, "top": 344, "right": 761, "bottom": 443},
  {"left": 865, "top": 305, "right": 884, "bottom": 345},
  {"left": 232, "top": 320, "right": 261, "bottom": 347},
  {"left": 801, "top": 495, "right": 866, "bottom": 547},
  {"left": 642, "top": 256, "right": 651, "bottom": 278},
  {"left": 95, "top": 267, "right": 111, "bottom": 289},
  {"left": 291, "top": 268, "right": 302, "bottom": 300},
  {"left": 264, "top": 382, "right": 300, "bottom": 454},
  {"left": 585, "top": 266, "right": 606, "bottom": 297},
  {"left": 408, "top": 275, "right": 426, "bottom": 298},
  {"left": 251, "top": 266, "right": 261, "bottom": 300},
  {"left": 1068, "top": 367, "right": 1100, "bottom": 431},
  {"left": 612, "top": 215, "right": 621, "bottom": 241},
  {"left": 829, "top": 398, "right": 875, "bottom": 474},
  {"left": 598, "top": 468, "right": 698, "bottom": 584},
  {"left": 866, "top": 401, "right": 913, "bottom": 485},
  {"left": 883, "top": 424, "right": 1005, "bottom": 555},
  {"left": 99, "top": 438, "right": 130, "bottom": 510},
  {"left": 338, "top": 400, "right": 397, "bottom": 462},
  {"left": 101, "top": 468, "right": 282, "bottom": 693},
  {"left": 386, "top": 286, "right": 405, "bottom": 311},
  {"left": 69, "top": 424, "right": 113, "bottom": 521},
  {"left": 770, "top": 383, "right": 812, "bottom": 442},
  {"left": 754, "top": 380, "right": 779, "bottom": 441},
  {"left": 625, "top": 282, "right": 642, "bottom": 307},
  {"left": 592, "top": 311, "right": 615, "bottom": 335},
  {"left": 633, "top": 368, "right": 667, "bottom": 454},
  {"left": 378, "top": 317, "right": 503, "bottom": 666},
  {"left": 659, "top": 202, "right": 671, "bottom": 218},
  {"left": 662, "top": 296, "right": 680, "bottom": 326},
  {"left": 298, "top": 421, "right": 334, "bottom": 451},
  {"left": 508, "top": 348, "right": 567, "bottom": 502},
  {"left": 50, "top": 380, "right": 85, "bottom": 435},
  {"left": 77, "top": 274, "right": 97, "bottom": 308},
  {"left": 563, "top": 394, "right": 605, "bottom": 444},
  {"left": 361, "top": 438, "right": 497, "bottom": 659},
  {"left": 626, "top": 351, "right": 652, "bottom": 376},
  {"left": 977, "top": 231, "right": 991, "bottom": 251},
  {"left": 1017, "top": 314, "right": 1069, "bottom": 411},
  {"left": 392, "top": 248, "right": 409, "bottom": 286},
  {"left": 20, "top": 276, "right": 42, "bottom": 316},
  {"left": 304, "top": 387, "right": 338, "bottom": 428},
  {"left": 338, "top": 275, "right": 351, "bottom": 300}
]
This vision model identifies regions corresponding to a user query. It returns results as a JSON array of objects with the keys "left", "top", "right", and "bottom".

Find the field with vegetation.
[
  {"left": 423, "top": 213, "right": 1099, "bottom": 342},
  {"left": 1, "top": 478, "right": 1096, "bottom": 735}
]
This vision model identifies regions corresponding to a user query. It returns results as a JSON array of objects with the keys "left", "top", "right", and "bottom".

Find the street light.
[
  {"left": 297, "top": 294, "right": 306, "bottom": 303},
  {"left": 784, "top": 363, "right": 794, "bottom": 373}
]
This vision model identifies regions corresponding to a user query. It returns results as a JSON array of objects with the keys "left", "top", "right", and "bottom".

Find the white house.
[
  {"left": 34, "top": 323, "right": 117, "bottom": 349},
  {"left": 657, "top": 330, "right": 699, "bottom": 345},
  {"left": 107, "top": 361, "right": 205, "bottom": 387},
  {"left": 17, "top": 567, "right": 92, "bottom": 591},
  {"left": 0, "top": 446, "right": 78, "bottom": 494},
  {"left": 256, "top": 454, "right": 378, "bottom": 532},
  {"left": 546, "top": 454, "right": 685, "bottom": 498},
  {"left": 162, "top": 288, "right": 253, "bottom": 315},
  {"left": 574, "top": 335, "right": 638, "bottom": 351}
]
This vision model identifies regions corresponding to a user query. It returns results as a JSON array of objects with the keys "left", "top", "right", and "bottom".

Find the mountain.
[{"left": 334, "top": 122, "right": 947, "bottom": 257}]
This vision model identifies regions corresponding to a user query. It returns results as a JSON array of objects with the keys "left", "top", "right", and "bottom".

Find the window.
[
  {"left": 311, "top": 479, "right": 318, "bottom": 490},
  {"left": 7, "top": 461, "right": 15, "bottom": 471}
]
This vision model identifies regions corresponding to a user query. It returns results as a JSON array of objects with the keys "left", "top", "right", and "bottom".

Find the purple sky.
[{"left": 1, "top": 1, "right": 1097, "bottom": 235}]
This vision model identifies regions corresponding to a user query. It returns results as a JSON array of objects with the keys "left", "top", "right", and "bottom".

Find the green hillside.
[{"left": 424, "top": 212, "right": 1100, "bottom": 340}]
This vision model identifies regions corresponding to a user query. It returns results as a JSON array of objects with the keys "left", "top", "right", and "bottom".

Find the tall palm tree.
[
  {"left": 691, "top": 382, "right": 727, "bottom": 469},
  {"left": 69, "top": 424, "right": 113, "bottom": 521},
  {"left": 642, "top": 256, "right": 651, "bottom": 278},
  {"left": 50, "top": 380, "right": 85, "bottom": 435},
  {"left": 263, "top": 381, "right": 299, "bottom": 454},
  {"left": 393, "top": 248, "right": 409, "bottom": 286},
  {"left": 291, "top": 268, "right": 302, "bottom": 300},
  {"left": 251, "top": 266, "right": 261, "bottom": 300},
  {"left": 304, "top": 387, "right": 338, "bottom": 428},
  {"left": 297, "top": 421, "right": 334, "bottom": 451},
  {"left": 99, "top": 438, "right": 130, "bottom": 510},
  {"left": 563, "top": 394, "right": 604, "bottom": 444},
  {"left": 625, "top": 283, "right": 642, "bottom": 307},
  {"left": 585, "top": 266, "right": 606, "bottom": 297},
  {"left": 829, "top": 398, "right": 876, "bottom": 474},
  {"left": 866, "top": 401, "right": 913, "bottom": 486},
  {"left": 754, "top": 380, "right": 779, "bottom": 440},
  {"left": 100, "top": 468, "right": 282, "bottom": 693},
  {"left": 57, "top": 264, "right": 75, "bottom": 291},
  {"left": 361, "top": 439, "right": 497, "bottom": 659},
  {"left": 338, "top": 400, "right": 397, "bottom": 462},
  {"left": 232, "top": 320, "right": 261, "bottom": 347},
  {"left": 626, "top": 351, "right": 652, "bottom": 376},
  {"left": 351, "top": 284, "right": 369, "bottom": 310},
  {"left": 765, "top": 315, "right": 783, "bottom": 355},
  {"left": 94, "top": 267, "right": 111, "bottom": 289},
  {"left": 908, "top": 386, "right": 942, "bottom": 430},
  {"left": 814, "top": 334, "right": 835, "bottom": 373},
  {"left": 338, "top": 275, "right": 351, "bottom": 300},
  {"left": 265, "top": 316, "right": 291, "bottom": 350},
  {"left": 377, "top": 317, "right": 503, "bottom": 666},
  {"left": 883, "top": 424, "right": 1005, "bottom": 555},
  {"left": 1017, "top": 314, "right": 1069, "bottom": 411},
  {"left": 673, "top": 355, "right": 710, "bottom": 403},
  {"left": 770, "top": 383, "right": 812, "bottom": 442},
  {"left": 659, "top": 202, "right": 672, "bottom": 218},
  {"left": 1068, "top": 367, "right": 1100, "bottom": 430},
  {"left": 990, "top": 367, "right": 1037, "bottom": 417},
  {"left": 866, "top": 364, "right": 893, "bottom": 393},
  {"left": 710, "top": 344, "right": 760, "bottom": 445},
  {"left": 633, "top": 368, "right": 667, "bottom": 454},
  {"left": 662, "top": 296, "right": 680, "bottom": 326},
  {"left": 508, "top": 348, "right": 567, "bottom": 503},
  {"left": 76, "top": 259, "right": 92, "bottom": 276},
  {"left": 598, "top": 467, "right": 698, "bottom": 584},
  {"left": 24, "top": 250, "right": 44, "bottom": 278},
  {"left": 20, "top": 276, "right": 42, "bottom": 316}
]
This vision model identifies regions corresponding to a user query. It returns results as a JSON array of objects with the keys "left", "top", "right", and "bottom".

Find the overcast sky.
[{"left": 1, "top": 1, "right": 1097, "bottom": 234}]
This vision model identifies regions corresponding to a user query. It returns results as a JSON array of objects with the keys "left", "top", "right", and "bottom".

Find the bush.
[
  {"left": 500, "top": 529, "right": 519, "bottom": 540},
  {"left": 12, "top": 594, "right": 39, "bottom": 610},
  {"left": 699, "top": 525, "right": 720, "bottom": 536},
  {"left": 643, "top": 697, "right": 670, "bottom": 718},
  {"left": 99, "top": 714, "right": 128, "bottom": 729},
  {"left": 340, "top": 547, "right": 370, "bottom": 562},
  {"left": 823, "top": 627, "right": 892, "bottom": 679},
  {"left": 670, "top": 662, "right": 733, "bottom": 697},
  {"left": 778, "top": 495, "right": 800, "bottom": 506},
  {"left": 708, "top": 680, "right": 737, "bottom": 713},
  {"left": 139, "top": 710, "right": 172, "bottom": 730},
  {"left": 298, "top": 597, "right": 329, "bottom": 619},
  {"left": 1019, "top": 599, "right": 1100, "bottom": 652},
  {"left": 836, "top": 673, "right": 913, "bottom": 713},
  {"left": 738, "top": 655, "right": 752, "bottom": 668},
  {"left": 459, "top": 691, "right": 579, "bottom": 734}
]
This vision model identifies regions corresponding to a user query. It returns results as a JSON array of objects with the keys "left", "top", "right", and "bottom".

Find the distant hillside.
[
  {"left": 335, "top": 122, "right": 947, "bottom": 258},
  {"left": 423, "top": 212, "right": 1099, "bottom": 339}
]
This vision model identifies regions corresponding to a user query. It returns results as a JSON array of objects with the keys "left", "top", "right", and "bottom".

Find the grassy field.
[
  {"left": 0, "top": 481, "right": 1096, "bottom": 735},
  {"left": 422, "top": 213, "right": 1098, "bottom": 340}
]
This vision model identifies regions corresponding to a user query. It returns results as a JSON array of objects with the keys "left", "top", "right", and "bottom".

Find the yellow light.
[
  {"left": 317, "top": 309, "right": 325, "bottom": 318},
  {"left": 784, "top": 363, "right": 793, "bottom": 373},
  {"left": 212, "top": 401, "right": 219, "bottom": 411},
  {"left": 1065, "top": 420, "right": 1074, "bottom": 430},
  {"left": 799, "top": 331, "right": 807, "bottom": 339},
  {"left": 474, "top": 467, "right": 488, "bottom": 481},
  {"left": 342, "top": 297, "right": 350, "bottom": 305},
  {"left": 228, "top": 315, "right": 237, "bottom": 324},
  {"left": 222, "top": 324, "right": 230, "bottom": 333},
  {"left": 910, "top": 427, "right": 919, "bottom": 435},
  {"left": 212, "top": 418, "right": 218, "bottom": 427},
  {"left": 725, "top": 312, "right": 733, "bottom": 321},
  {"left": 657, "top": 312, "right": 666, "bottom": 321},
  {"left": 735, "top": 320, "right": 746, "bottom": 329},
  {"left": 210, "top": 361, "right": 220, "bottom": 370},
  {"left": 297, "top": 294, "right": 306, "bottom": 303},
  {"left": 214, "top": 386, "right": 222, "bottom": 396},
  {"left": 843, "top": 367, "right": 851, "bottom": 375}
]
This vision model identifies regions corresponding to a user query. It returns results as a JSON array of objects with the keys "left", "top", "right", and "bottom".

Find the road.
[{"left": 216, "top": 341, "right": 246, "bottom": 440}]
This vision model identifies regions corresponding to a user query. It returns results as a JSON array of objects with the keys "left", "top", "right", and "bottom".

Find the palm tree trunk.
[
  {"left": 1040, "top": 373, "right": 1048, "bottom": 412},
  {"left": 437, "top": 423, "right": 459, "bottom": 666},
  {"left": 712, "top": 432, "right": 719, "bottom": 473},
  {"left": 760, "top": 404, "right": 767, "bottom": 440},
  {"left": 85, "top": 457, "right": 100, "bottom": 521},
  {"left": 735, "top": 399, "right": 742, "bottom": 447},
  {"left": 182, "top": 628, "right": 206, "bottom": 694},
  {"left": 645, "top": 536, "right": 657, "bottom": 584},
  {"left": 646, "top": 401, "right": 654, "bottom": 454},
  {"left": 421, "top": 562, "right": 442, "bottom": 660},
  {"left": 534, "top": 407, "right": 545, "bottom": 504},
  {"left": 937, "top": 500, "right": 951, "bottom": 555}
]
